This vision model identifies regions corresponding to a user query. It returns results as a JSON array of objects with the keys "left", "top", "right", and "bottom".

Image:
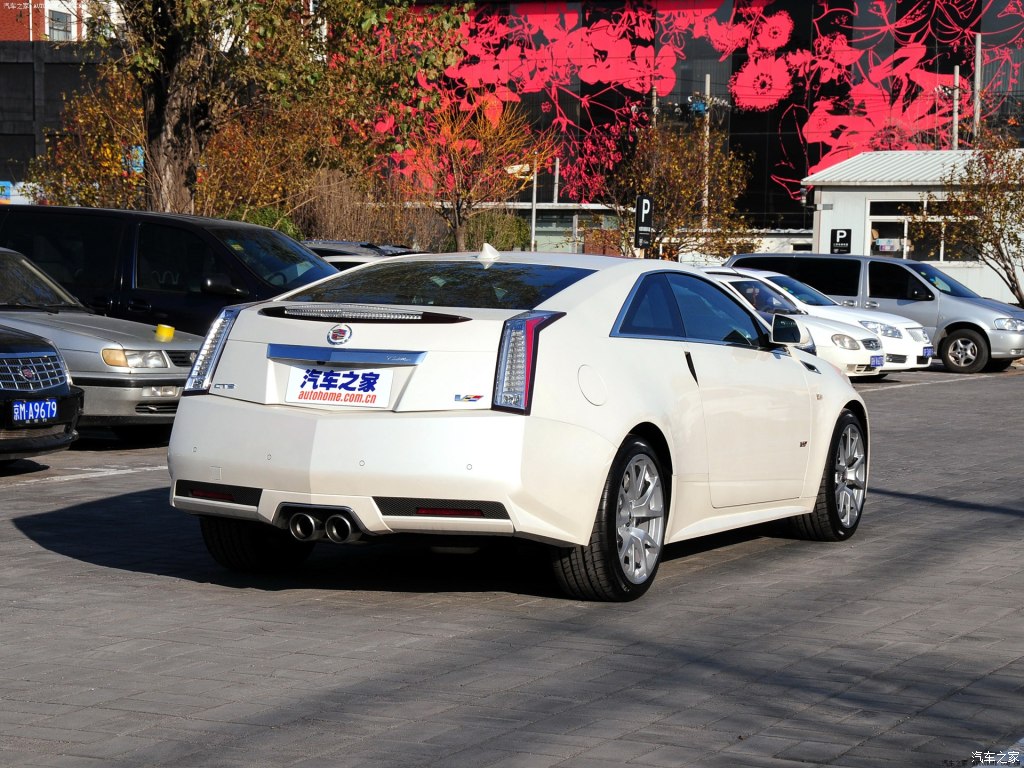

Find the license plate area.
[
  {"left": 285, "top": 365, "right": 393, "bottom": 408},
  {"left": 870, "top": 355, "right": 884, "bottom": 368},
  {"left": 13, "top": 398, "right": 59, "bottom": 424},
  {"left": 923, "top": 346, "right": 934, "bottom": 358}
]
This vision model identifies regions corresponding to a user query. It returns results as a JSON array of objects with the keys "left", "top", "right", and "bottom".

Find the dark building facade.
[{"left": 0, "top": 41, "right": 97, "bottom": 186}]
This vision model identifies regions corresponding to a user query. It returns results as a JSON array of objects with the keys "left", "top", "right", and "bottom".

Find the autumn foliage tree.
[
  {"left": 62, "top": 0, "right": 472, "bottom": 224},
  {"left": 26, "top": 66, "right": 146, "bottom": 209},
  {"left": 194, "top": 102, "right": 337, "bottom": 225},
  {"left": 397, "top": 97, "right": 559, "bottom": 251},
  {"left": 602, "top": 122, "right": 751, "bottom": 259},
  {"left": 321, "top": 0, "right": 471, "bottom": 173},
  {"left": 78, "top": 0, "right": 326, "bottom": 213}
]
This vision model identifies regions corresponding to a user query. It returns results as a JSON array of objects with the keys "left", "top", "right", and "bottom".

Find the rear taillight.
[
  {"left": 492, "top": 311, "right": 562, "bottom": 414},
  {"left": 184, "top": 305, "right": 244, "bottom": 394}
]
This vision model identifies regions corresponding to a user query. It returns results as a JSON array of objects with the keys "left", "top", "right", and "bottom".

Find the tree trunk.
[{"left": 142, "top": 78, "right": 208, "bottom": 214}]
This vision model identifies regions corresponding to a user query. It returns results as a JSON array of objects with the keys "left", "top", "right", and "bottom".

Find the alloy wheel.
[
  {"left": 833, "top": 423, "right": 867, "bottom": 528},
  {"left": 615, "top": 455, "right": 666, "bottom": 585}
]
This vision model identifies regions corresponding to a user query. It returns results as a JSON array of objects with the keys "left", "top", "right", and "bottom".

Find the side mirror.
[
  {"left": 770, "top": 314, "right": 809, "bottom": 346},
  {"left": 908, "top": 284, "right": 934, "bottom": 301},
  {"left": 203, "top": 273, "right": 250, "bottom": 297}
]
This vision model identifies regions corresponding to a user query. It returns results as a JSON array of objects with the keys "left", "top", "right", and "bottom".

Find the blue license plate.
[
  {"left": 923, "top": 346, "right": 934, "bottom": 358},
  {"left": 870, "top": 355, "right": 884, "bottom": 368},
  {"left": 13, "top": 398, "right": 58, "bottom": 424}
]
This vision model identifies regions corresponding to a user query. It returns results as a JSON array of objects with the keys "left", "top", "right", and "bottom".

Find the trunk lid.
[{"left": 211, "top": 302, "right": 522, "bottom": 412}]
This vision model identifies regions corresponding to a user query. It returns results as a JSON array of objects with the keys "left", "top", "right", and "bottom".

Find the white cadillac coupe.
[{"left": 168, "top": 247, "right": 869, "bottom": 601}]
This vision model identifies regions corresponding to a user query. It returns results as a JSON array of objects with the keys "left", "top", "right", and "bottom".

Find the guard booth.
[{"left": 801, "top": 149, "right": 1021, "bottom": 302}]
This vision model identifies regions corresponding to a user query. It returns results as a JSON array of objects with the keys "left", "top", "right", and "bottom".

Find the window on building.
[
  {"left": 49, "top": 11, "right": 72, "bottom": 41},
  {"left": 869, "top": 201, "right": 922, "bottom": 216}
]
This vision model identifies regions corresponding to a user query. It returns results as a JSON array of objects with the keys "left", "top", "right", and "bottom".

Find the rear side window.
[
  {"left": 617, "top": 274, "right": 684, "bottom": 337},
  {"left": 0, "top": 211, "right": 122, "bottom": 299},
  {"left": 734, "top": 256, "right": 860, "bottom": 296},
  {"left": 290, "top": 261, "right": 593, "bottom": 310}
]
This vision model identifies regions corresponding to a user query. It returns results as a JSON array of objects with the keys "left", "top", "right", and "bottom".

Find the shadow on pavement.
[{"left": 11, "top": 487, "right": 778, "bottom": 600}]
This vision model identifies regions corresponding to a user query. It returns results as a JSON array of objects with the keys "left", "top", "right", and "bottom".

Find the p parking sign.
[
  {"left": 830, "top": 228, "right": 852, "bottom": 254},
  {"left": 634, "top": 194, "right": 654, "bottom": 249}
]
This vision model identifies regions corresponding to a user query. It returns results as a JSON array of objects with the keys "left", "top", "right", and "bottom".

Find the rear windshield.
[
  {"left": 288, "top": 260, "right": 594, "bottom": 309},
  {"left": 207, "top": 226, "right": 335, "bottom": 290}
]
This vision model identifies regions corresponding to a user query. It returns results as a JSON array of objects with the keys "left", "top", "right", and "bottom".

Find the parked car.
[
  {"left": 0, "top": 205, "right": 337, "bottom": 336},
  {"left": 709, "top": 267, "right": 932, "bottom": 375},
  {"left": 725, "top": 252, "right": 1024, "bottom": 373},
  {"left": 303, "top": 240, "right": 417, "bottom": 271},
  {"left": 705, "top": 269, "right": 885, "bottom": 378},
  {"left": 744, "top": 268, "right": 934, "bottom": 374},
  {"left": 0, "top": 248, "right": 201, "bottom": 429},
  {"left": 169, "top": 247, "right": 869, "bottom": 601},
  {"left": 0, "top": 324, "right": 83, "bottom": 463}
]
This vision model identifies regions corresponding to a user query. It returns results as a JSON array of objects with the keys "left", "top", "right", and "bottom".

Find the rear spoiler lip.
[
  {"left": 260, "top": 303, "right": 470, "bottom": 324},
  {"left": 267, "top": 345, "right": 427, "bottom": 366}
]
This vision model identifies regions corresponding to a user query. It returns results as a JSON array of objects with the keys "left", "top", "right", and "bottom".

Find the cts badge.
[{"left": 327, "top": 324, "right": 353, "bottom": 346}]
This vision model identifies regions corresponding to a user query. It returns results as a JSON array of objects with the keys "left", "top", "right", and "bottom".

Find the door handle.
[
  {"left": 865, "top": 301, "right": 879, "bottom": 308},
  {"left": 126, "top": 298, "right": 152, "bottom": 312},
  {"left": 842, "top": 300, "right": 857, "bottom": 307}
]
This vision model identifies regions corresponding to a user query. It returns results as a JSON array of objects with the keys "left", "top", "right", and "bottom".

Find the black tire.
[
  {"left": 199, "top": 515, "right": 314, "bottom": 573},
  {"left": 551, "top": 437, "right": 668, "bottom": 601},
  {"left": 940, "top": 328, "right": 989, "bottom": 374},
  {"left": 983, "top": 358, "right": 1014, "bottom": 373},
  {"left": 791, "top": 410, "right": 867, "bottom": 542}
]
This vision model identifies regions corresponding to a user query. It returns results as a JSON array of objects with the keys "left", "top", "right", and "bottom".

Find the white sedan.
[
  {"left": 732, "top": 268, "right": 934, "bottom": 374},
  {"left": 168, "top": 248, "right": 870, "bottom": 601},
  {"left": 706, "top": 269, "right": 885, "bottom": 378}
]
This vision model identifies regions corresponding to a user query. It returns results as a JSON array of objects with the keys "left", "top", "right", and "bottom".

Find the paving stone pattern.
[{"left": 1, "top": 371, "right": 1022, "bottom": 767}]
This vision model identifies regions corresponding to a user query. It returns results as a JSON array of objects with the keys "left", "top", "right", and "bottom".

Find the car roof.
[
  {"left": 304, "top": 240, "right": 416, "bottom": 257},
  {"left": 732, "top": 252, "right": 913, "bottom": 265},
  {"left": 369, "top": 248, "right": 645, "bottom": 272},
  {"left": 1, "top": 204, "right": 281, "bottom": 232},
  {"left": 706, "top": 265, "right": 792, "bottom": 281}
]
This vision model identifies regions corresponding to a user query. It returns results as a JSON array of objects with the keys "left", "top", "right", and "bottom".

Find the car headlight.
[
  {"left": 859, "top": 320, "right": 902, "bottom": 338},
  {"left": 185, "top": 306, "right": 243, "bottom": 393},
  {"left": 831, "top": 334, "right": 860, "bottom": 350},
  {"left": 994, "top": 317, "right": 1024, "bottom": 332},
  {"left": 101, "top": 348, "right": 168, "bottom": 368}
]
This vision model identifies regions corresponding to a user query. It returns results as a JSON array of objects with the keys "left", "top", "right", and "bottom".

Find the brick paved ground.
[{"left": 1, "top": 368, "right": 1022, "bottom": 768}]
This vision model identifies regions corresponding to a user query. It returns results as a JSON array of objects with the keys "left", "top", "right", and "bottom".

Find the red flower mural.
[{"left": 731, "top": 56, "right": 794, "bottom": 111}]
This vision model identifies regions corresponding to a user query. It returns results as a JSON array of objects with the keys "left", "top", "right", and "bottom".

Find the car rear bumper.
[{"left": 167, "top": 394, "right": 617, "bottom": 546}]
